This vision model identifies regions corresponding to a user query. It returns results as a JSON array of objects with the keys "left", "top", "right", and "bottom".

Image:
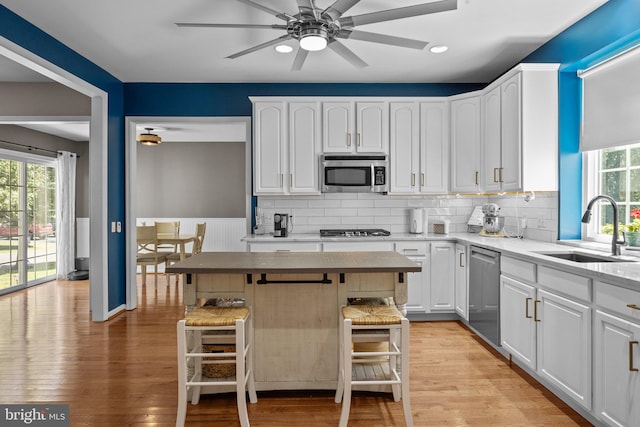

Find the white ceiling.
[{"left": 0, "top": 0, "right": 608, "bottom": 84}]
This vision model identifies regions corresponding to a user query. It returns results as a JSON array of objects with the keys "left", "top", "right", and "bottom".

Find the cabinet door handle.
[
  {"left": 630, "top": 341, "right": 639, "bottom": 372},
  {"left": 347, "top": 133, "right": 351, "bottom": 147},
  {"left": 411, "top": 173, "right": 416, "bottom": 187},
  {"left": 475, "top": 171, "right": 479, "bottom": 186},
  {"left": 499, "top": 167, "right": 504, "bottom": 183},
  {"left": 290, "top": 174, "right": 293, "bottom": 187},
  {"left": 357, "top": 133, "right": 361, "bottom": 146},
  {"left": 421, "top": 173, "right": 425, "bottom": 187},
  {"left": 459, "top": 252, "right": 465, "bottom": 267},
  {"left": 525, "top": 297, "right": 532, "bottom": 319},
  {"left": 280, "top": 174, "right": 283, "bottom": 187},
  {"left": 493, "top": 167, "right": 499, "bottom": 183},
  {"left": 627, "top": 304, "right": 640, "bottom": 311},
  {"left": 534, "top": 299, "right": 541, "bottom": 322}
]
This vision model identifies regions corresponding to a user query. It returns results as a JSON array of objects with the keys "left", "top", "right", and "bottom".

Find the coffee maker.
[{"left": 273, "top": 213, "right": 289, "bottom": 237}]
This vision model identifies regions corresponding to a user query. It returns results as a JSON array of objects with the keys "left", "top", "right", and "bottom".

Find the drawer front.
[
  {"left": 323, "top": 242, "right": 394, "bottom": 252},
  {"left": 395, "top": 241, "right": 429, "bottom": 256},
  {"left": 537, "top": 265, "right": 591, "bottom": 302},
  {"left": 501, "top": 256, "right": 536, "bottom": 283},
  {"left": 595, "top": 280, "right": 640, "bottom": 321},
  {"left": 249, "top": 242, "right": 321, "bottom": 252}
]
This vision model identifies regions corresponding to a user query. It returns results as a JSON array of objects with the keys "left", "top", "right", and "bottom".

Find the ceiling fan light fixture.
[
  {"left": 136, "top": 128, "right": 162, "bottom": 146},
  {"left": 299, "top": 26, "right": 328, "bottom": 51}
]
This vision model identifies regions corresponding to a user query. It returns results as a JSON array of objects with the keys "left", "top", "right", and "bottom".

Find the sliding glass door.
[{"left": 0, "top": 151, "right": 56, "bottom": 294}]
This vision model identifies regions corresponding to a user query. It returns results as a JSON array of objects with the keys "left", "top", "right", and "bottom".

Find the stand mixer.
[{"left": 480, "top": 203, "right": 505, "bottom": 237}]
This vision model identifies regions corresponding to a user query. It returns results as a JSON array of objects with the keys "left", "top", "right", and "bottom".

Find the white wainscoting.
[{"left": 137, "top": 217, "right": 247, "bottom": 252}]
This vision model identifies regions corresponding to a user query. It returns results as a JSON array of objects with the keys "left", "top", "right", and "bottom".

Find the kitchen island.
[{"left": 166, "top": 251, "right": 420, "bottom": 391}]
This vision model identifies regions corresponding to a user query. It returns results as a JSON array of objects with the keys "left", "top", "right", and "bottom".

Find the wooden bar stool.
[
  {"left": 176, "top": 306, "right": 257, "bottom": 427},
  {"left": 335, "top": 304, "right": 413, "bottom": 427}
]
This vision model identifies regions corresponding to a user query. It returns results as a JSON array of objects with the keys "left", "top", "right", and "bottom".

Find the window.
[
  {"left": 583, "top": 142, "right": 640, "bottom": 241},
  {"left": 0, "top": 151, "right": 56, "bottom": 293}
]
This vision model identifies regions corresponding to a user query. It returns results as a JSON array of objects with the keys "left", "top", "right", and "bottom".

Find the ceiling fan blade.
[
  {"left": 175, "top": 23, "right": 288, "bottom": 30},
  {"left": 328, "top": 40, "right": 368, "bottom": 69},
  {"left": 235, "top": 0, "right": 297, "bottom": 22},
  {"left": 338, "top": 29, "right": 428, "bottom": 50},
  {"left": 322, "top": 0, "right": 361, "bottom": 21},
  {"left": 291, "top": 48, "right": 309, "bottom": 71},
  {"left": 226, "top": 34, "right": 293, "bottom": 59},
  {"left": 339, "top": 0, "right": 457, "bottom": 28},
  {"left": 297, "top": 0, "right": 321, "bottom": 20}
]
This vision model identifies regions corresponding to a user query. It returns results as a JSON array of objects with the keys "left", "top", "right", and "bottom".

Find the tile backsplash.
[{"left": 257, "top": 191, "right": 559, "bottom": 242}]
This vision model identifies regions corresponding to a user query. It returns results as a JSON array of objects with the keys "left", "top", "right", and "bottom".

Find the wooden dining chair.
[
  {"left": 166, "top": 223, "right": 206, "bottom": 284},
  {"left": 137, "top": 225, "right": 168, "bottom": 285},
  {"left": 155, "top": 221, "right": 180, "bottom": 252}
]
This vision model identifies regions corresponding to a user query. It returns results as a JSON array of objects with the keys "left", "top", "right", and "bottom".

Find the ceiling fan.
[{"left": 176, "top": 0, "right": 457, "bottom": 71}]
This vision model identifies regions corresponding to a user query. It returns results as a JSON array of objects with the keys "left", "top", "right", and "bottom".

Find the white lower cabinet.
[
  {"left": 322, "top": 241, "right": 394, "bottom": 252},
  {"left": 430, "top": 242, "right": 455, "bottom": 312},
  {"left": 396, "top": 242, "right": 429, "bottom": 313},
  {"left": 594, "top": 281, "right": 640, "bottom": 427},
  {"left": 500, "top": 274, "right": 537, "bottom": 369},
  {"left": 537, "top": 288, "right": 592, "bottom": 410},
  {"left": 454, "top": 243, "right": 468, "bottom": 320},
  {"left": 594, "top": 310, "right": 640, "bottom": 427},
  {"left": 500, "top": 257, "right": 592, "bottom": 411}
]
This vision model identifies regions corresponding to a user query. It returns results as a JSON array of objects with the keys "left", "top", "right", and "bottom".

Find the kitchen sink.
[{"left": 535, "top": 251, "right": 636, "bottom": 263}]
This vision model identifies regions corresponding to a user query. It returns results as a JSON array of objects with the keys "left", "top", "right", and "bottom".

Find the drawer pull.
[
  {"left": 627, "top": 304, "right": 640, "bottom": 311},
  {"left": 534, "top": 299, "right": 541, "bottom": 322},
  {"left": 525, "top": 297, "right": 532, "bottom": 319},
  {"left": 630, "top": 341, "right": 639, "bottom": 372}
]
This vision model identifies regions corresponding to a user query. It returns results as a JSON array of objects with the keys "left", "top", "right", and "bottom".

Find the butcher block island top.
[
  {"left": 166, "top": 251, "right": 420, "bottom": 391},
  {"left": 165, "top": 251, "right": 421, "bottom": 274}
]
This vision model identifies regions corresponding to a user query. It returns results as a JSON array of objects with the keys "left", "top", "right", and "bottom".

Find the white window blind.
[{"left": 580, "top": 44, "right": 640, "bottom": 151}]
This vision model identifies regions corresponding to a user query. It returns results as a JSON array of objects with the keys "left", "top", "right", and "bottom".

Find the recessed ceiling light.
[
  {"left": 430, "top": 45, "right": 449, "bottom": 54},
  {"left": 275, "top": 45, "right": 293, "bottom": 53}
]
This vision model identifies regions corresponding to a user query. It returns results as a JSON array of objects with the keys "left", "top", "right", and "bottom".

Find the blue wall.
[
  {"left": 522, "top": 0, "right": 640, "bottom": 239},
  {"left": 2, "top": 0, "right": 640, "bottom": 310},
  {"left": 123, "top": 83, "right": 484, "bottom": 116}
]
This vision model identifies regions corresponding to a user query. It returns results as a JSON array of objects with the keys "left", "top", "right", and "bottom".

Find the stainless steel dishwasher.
[{"left": 468, "top": 246, "right": 501, "bottom": 346}]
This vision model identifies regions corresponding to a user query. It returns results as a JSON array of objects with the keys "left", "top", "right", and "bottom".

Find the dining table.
[
  {"left": 156, "top": 233, "right": 195, "bottom": 260},
  {"left": 166, "top": 251, "right": 421, "bottom": 391}
]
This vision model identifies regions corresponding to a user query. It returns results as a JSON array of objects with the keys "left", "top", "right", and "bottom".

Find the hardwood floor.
[{"left": 0, "top": 275, "right": 593, "bottom": 426}]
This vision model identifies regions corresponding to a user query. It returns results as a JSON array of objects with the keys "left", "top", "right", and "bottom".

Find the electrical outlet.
[
  {"left": 111, "top": 221, "right": 116, "bottom": 233},
  {"left": 520, "top": 218, "right": 527, "bottom": 229},
  {"left": 116, "top": 221, "right": 122, "bottom": 233}
]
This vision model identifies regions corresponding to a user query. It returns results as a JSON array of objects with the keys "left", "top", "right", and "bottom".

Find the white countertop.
[{"left": 245, "top": 232, "right": 640, "bottom": 290}]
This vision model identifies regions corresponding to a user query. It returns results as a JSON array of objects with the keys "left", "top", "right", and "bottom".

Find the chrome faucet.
[{"left": 581, "top": 195, "right": 625, "bottom": 256}]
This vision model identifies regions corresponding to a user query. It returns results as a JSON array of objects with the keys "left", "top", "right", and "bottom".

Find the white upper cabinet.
[
  {"left": 450, "top": 94, "right": 482, "bottom": 193},
  {"left": 389, "top": 100, "right": 448, "bottom": 194},
  {"left": 251, "top": 99, "right": 320, "bottom": 195},
  {"left": 322, "top": 101, "right": 388, "bottom": 153},
  {"left": 420, "top": 101, "right": 449, "bottom": 194},
  {"left": 288, "top": 101, "right": 321, "bottom": 194},
  {"left": 481, "top": 64, "right": 559, "bottom": 192},
  {"left": 389, "top": 102, "right": 420, "bottom": 193},
  {"left": 253, "top": 100, "right": 286, "bottom": 194}
]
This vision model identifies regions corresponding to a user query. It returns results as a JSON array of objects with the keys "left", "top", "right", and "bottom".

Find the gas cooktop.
[{"left": 320, "top": 229, "right": 391, "bottom": 237}]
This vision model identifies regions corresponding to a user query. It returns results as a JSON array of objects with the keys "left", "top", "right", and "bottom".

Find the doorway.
[
  {"left": 125, "top": 116, "right": 252, "bottom": 310},
  {"left": 0, "top": 38, "right": 110, "bottom": 321}
]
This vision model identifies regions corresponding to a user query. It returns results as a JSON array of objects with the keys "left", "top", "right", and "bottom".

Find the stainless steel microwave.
[{"left": 320, "top": 154, "right": 389, "bottom": 193}]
